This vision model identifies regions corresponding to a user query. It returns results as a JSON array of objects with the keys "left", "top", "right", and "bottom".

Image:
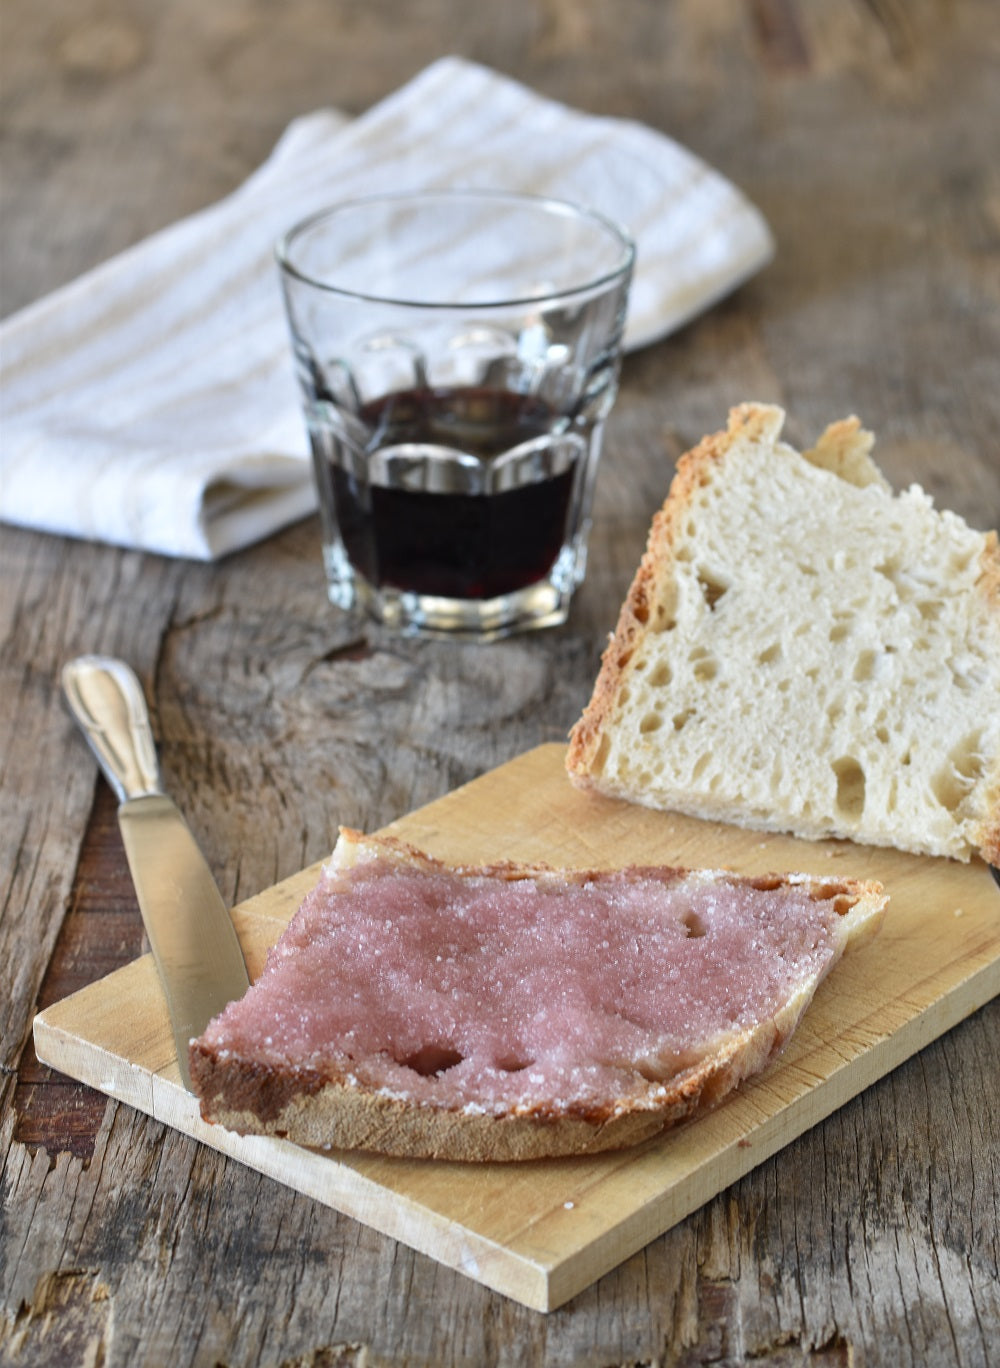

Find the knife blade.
[{"left": 61, "top": 655, "right": 250, "bottom": 1090}]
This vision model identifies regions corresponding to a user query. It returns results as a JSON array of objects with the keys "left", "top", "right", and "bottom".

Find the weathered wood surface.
[{"left": 2, "top": 2, "right": 998, "bottom": 1364}]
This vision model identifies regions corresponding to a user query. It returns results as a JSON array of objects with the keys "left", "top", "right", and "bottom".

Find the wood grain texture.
[
  {"left": 3, "top": 0, "right": 999, "bottom": 1363},
  {"left": 14, "top": 784, "right": 145, "bottom": 1162}
]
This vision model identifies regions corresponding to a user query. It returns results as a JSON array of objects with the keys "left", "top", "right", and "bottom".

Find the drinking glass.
[{"left": 277, "top": 190, "right": 634, "bottom": 639}]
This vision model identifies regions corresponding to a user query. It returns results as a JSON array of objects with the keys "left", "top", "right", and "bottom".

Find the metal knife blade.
[{"left": 62, "top": 655, "right": 250, "bottom": 1090}]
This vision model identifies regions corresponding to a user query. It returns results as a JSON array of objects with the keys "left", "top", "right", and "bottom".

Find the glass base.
[{"left": 324, "top": 544, "right": 581, "bottom": 641}]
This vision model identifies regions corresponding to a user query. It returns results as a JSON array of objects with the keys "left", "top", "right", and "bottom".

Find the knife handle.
[{"left": 62, "top": 656, "right": 164, "bottom": 804}]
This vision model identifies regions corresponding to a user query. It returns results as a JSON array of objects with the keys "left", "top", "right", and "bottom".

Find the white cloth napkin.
[{"left": 0, "top": 57, "right": 774, "bottom": 561}]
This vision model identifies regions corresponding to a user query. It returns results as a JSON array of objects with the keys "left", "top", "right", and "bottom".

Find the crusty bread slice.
[
  {"left": 567, "top": 403, "right": 1000, "bottom": 864},
  {"left": 190, "top": 828, "right": 886, "bottom": 1161}
]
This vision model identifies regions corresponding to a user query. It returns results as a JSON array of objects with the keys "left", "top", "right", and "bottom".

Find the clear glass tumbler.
[{"left": 277, "top": 190, "right": 634, "bottom": 640}]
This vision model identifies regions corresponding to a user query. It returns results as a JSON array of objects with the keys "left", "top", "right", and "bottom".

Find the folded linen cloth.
[{"left": 0, "top": 57, "right": 774, "bottom": 561}]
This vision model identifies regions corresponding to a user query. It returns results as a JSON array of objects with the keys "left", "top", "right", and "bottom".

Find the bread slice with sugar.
[
  {"left": 190, "top": 828, "right": 885, "bottom": 1161},
  {"left": 567, "top": 403, "right": 1000, "bottom": 864}
]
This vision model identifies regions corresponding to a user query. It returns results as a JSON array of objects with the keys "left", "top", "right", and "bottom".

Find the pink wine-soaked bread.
[{"left": 190, "top": 829, "right": 886, "bottom": 1161}]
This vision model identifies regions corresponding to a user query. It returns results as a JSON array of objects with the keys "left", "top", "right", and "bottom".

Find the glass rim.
[{"left": 274, "top": 188, "right": 636, "bottom": 310}]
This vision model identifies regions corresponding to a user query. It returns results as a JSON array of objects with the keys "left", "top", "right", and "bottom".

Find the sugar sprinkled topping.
[{"left": 202, "top": 860, "right": 849, "bottom": 1112}]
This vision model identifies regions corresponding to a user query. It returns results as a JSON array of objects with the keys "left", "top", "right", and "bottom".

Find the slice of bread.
[
  {"left": 567, "top": 403, "right": 1000, "bottom": 864},
  {"left": 189, "top": 828, "right": 885, "bottom": 1161}
]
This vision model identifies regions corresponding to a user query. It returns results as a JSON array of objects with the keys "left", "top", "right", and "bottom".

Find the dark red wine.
[{"left": 323, "top": 386, "right": 580, "bottom": 600}]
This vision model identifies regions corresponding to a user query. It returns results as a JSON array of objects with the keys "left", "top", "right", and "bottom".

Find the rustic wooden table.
[{"left": 3, "top": 2, "right": 999, "bottom": 1364}]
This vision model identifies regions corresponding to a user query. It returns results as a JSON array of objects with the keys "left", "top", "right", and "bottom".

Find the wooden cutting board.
[{"left": 33, "top": 744, "right": 1000, "bottom": 1312}]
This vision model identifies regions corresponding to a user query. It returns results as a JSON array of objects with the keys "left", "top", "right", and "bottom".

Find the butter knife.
[{"left": 62, "top": 655, "right": 250, "bottom": 1090}]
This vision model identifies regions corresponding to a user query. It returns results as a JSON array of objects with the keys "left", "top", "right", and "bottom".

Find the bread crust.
[{"left": 190, "top": 829, "right": 886, "bottom": 1161}]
